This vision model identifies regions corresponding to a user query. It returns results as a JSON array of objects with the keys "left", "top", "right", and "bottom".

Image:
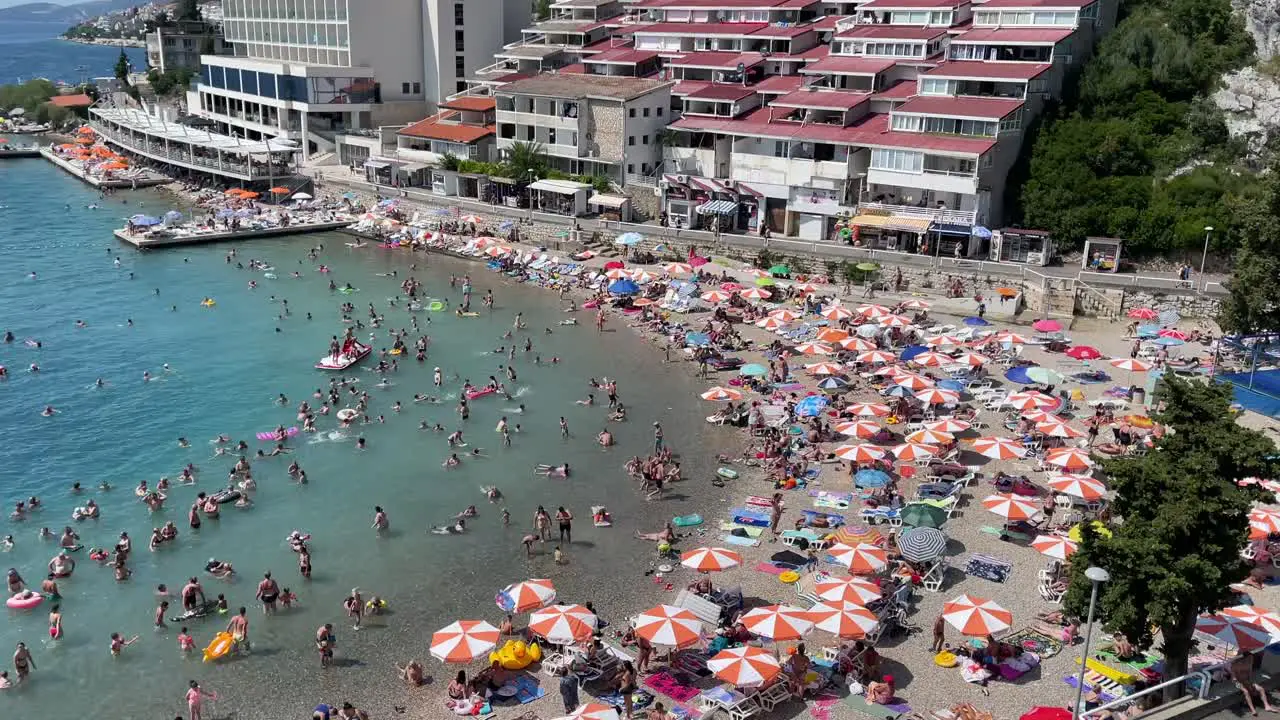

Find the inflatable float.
[
  {"left": 672, "top": 514, "right": 703, "bottom": 527},
  {"left": 465, "top": 387, "right": 496, "bottom": 400},
  {"left": 210, "top": 488, "right": 241, "bottom": 504},
  {"left": 257, "top": 427, "right": 299, "bottom": 442},
  {"left": 489, "top": 640, "right": 542, "bottom": 670},
  {"left": 428, "top": 300, "right": 446, "bottom": 311},
  {"left": 6, "top": 592, "right": 44, "bottom": 610},
  {"left": 591, "top": 506, "right": 612, "bottom": 527},
  {"left": 457, "top": 311, "right": 480, "bottom": 318},
  {"left": 336, "top": 408, "right": 358, "bottom": 422},
  {"left": 200, "top": 299, "right": 216, "bottom": 307},
  {"left": 717, "top": 468, "right": 739, "bottom": 480},
  {"left": 203, "top": 631, "right": 235, "bottom": 662}
]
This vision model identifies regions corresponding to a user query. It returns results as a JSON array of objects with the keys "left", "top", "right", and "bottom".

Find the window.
[
  {"left": 629, "top": 108, "right": 636, "bottom": 118},
  {"left": 548, "top": 128, "right": 557, "bottom": 145},
  {"left": 456, "top": 80, "right": 468, "bottom": 93},
  {"left": 773, "top": 141, "right": 787, "bottom": 158},
  {"left": 974, "top": 10, "right": 998, "bottom": 25},
  {"left": 413, "top": 82, "right": 421, "bottom": 94},
  {"left": 643, "top": 107, "right": 650, "bottom": 117},
  {"left": 524, "top": 126, "right": 534, "bottom": 141},
  {"left": 642, "top": 135, "right": 649, "bottom": 145},
  {"left": 870, "top": 148, "right": 923, "bottom": 173},
  {"left": 628, "top": 136, "right": 635, "bottom": 146},
  {"left": 456, "top": 56, "right": 466, "bottom": 76},
  {"left": 454, "top": 2, "right": 464, "bottom": 25},
  {"left": 891, "top": 114, "right": 923, "bottom": 131},
  {"left": 627, "top": 164, "right": 634, "bottom": 173},
  {"left": 657, "top": 107, "right": 663, "bottom": 117},
  {"left": 402, "top": 82, "right": 411, "bottom": 94},
  {"left": 919, "top": 78, "right": 955, "bottom": 96},
  {"left": 455, "top": 29, "right": 465, "bottom": 51}
]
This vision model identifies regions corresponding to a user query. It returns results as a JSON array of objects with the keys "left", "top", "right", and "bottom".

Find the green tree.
[
  {"left": 1218, "top": 163, "right": 1280, "bottom": 334},
  {"left": 533, "top": 0, "right": 552, "bottom": 20},
  {"left": 503, "top": 141, "right": 548, "bottom": 185},
  {"left": 1062, "top": 377, "right": 1277, "bottom": 699},
  {"left": 114, "top": 49, "right": 132, "bottom": 85}
]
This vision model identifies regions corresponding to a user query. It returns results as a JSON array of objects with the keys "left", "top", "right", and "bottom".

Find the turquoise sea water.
[
  {"left": 0, "top": 22, "right": 146, "bottom": 85},
  {"left": 0, "top": 159, "right": 725, "bottom": 717}
]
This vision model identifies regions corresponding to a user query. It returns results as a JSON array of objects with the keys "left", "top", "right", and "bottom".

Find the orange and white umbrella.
[
  {"left": 926, "top": 334, "right": 962, "bottom": 348},
  {"left": 942, "top": 594, "right": 1013, "bottom": 636},
  {"left": 1249, "top": 509, "right": 1280, "bottom": 536},
  {"left": 605, "top": 268, "right": 631, "bottom": 280},
  {"left": 914, "top": 388, "right": 959, "bottom": 405},
  {"left": 1197, "top": 613, "right": 1272, "bottom": 651},
  {"left": 791, "top": 283, "right": 820, "bottom": 294},
  {"left": 484, "top": 245, "right": 513, "bottom": 257},
  {"left": 834, "top": 444, "right": 887, "bottom": 463},
  {"left": 925, "top": 418, "right": 971, "bottom": 433},
  {"left": 806, "top": 362, "right": 845, "bottom": 376},
  {"left": 1036, "top": 420, "right": 1085, "bottom": 438},
  {"left": 756, "top": 316, "right": 787, "bottom": 331},
  {"left": 794, "top": 342, "right": 834, "bottom": 356},
  {"left": 744, "top": 268, "right": 771, "bottom": 279},
  {"left": 856, "top": 350, "right": 896, "bottom": 365},
  {"left": 554, "top": 704, "right": 620, "bottom": 720},
  {"left": 708, "top": 646, "right": 783, "bottom": 688},
  {"left": 809, "top": 600, "right": 880, "bottom": 639},
  {"left": 739, "top": 287, "right": 772, "bottom": 300},
  {"left": 951, "top": 352, "right": 991, "bottom": 367},
  {"left": 1006, "top": 391, "right": 1058, "bottom": 411},
  {"left": 893, "top": 373, "right": 935, "bottom": 390},
  {"left": 817, "top": 328, "right": 851, "bottom": 343},
  {"left": 496, "top": 579, "right": 556, "bottom": 613},
  {"left": 1049, "top": 475, "right": 1106, "bottom": 501},
  {"left": 430, "top": 620, "right": 501, "bottom": 663},
  {"left": 1044, "top": 447, "right": 1094, "bottom": 471},
  {"left": 700, "top": 290, "right": 731, "bottom": 303},
  {"left": 822, "top": 305, "right": 855, "bottom": 321},
  {"left": 701, "top": 386, "right": 744, "bottom": 402},
  {"left": 890, "top": 443, "right": 939, "bottom": 461},
  {"left": 680, "top": 547, "right": 742, "bottom": 572},
  {"left": 847, "top": 402, "right": 891, "bottom": 417},
  {"left": 873, "top": 365, "right": 905, "bottom": 377},
  {"left": 982, "top": 493, "right": 1039, "bottom": 521},
  {"left": 907, "top": 428, "right": 955, "bottom": 445},
  {"left": 840, "top": 337, "right": 876, "bottom": 352},
  {"left": 995, "top": 331, "right": 1030, "bottom": 344},
  {"left": 629, "top": 270, "right": 657, "bottom": 284},
  {"left": 815, "top": 575, "right": 882, "bottom": 604},
  {"left": 856, "top": 304, "right": 891, "bottom": 318},
  {"left": 1222, "top": 605, "right": 1280, "bottom": 641},
  {"left": 1021, "top": 409, "right": 1063, "bottom": 424},
  {"left": 663, "top": 262, "right": 693, "bottom": 275},
  {"left": 631, "top": 298, "right": 658, "bottom": 307},
  {"left": 740, "top": 605, "right": 814, "bottom": 641},
  {"left": 633, "top": 604, "right": 702, "bottom": 648},
  {"left": 828, "top": 542, "right": 888, "bottom": 574},
  {"left": 911, "top": 351, "right": 953, "bottom": 367},
  {"left": 901, "top": 299, "right": 931, "bottom": 310},
  {"left": 530, "top": 604, "right": 597, "bottom": 644},
  {"left": 878, "top": 314, "right": 914, "bottom": 328},
  {"left": 1109, "top": 358, "right": 1153, "bottom": 372},
  {"left": 834, "top": 420, "right": 880, "bottom": 438},
  {"left": 770, "top": 309, "right": 800, "bottom": 322},
  {"left": 1031, "top": 535, "right": 1077, "bottom": 560},
  {"left": 972, "top": 436, "right": 1027, "bottom": 459}
]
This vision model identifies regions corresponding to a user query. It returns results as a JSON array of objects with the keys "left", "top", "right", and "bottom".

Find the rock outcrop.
[{"left": 1214, "top": 0, "right": 1280, "bottom": 158}]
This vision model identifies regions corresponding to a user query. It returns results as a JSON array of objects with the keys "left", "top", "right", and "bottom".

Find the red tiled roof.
[
  {"left": 800, "top": 56, "right": 897, "bottom": 75},
  {"left": 894, "top": 95, "right": 1023, "bottom": 118},
  {"left": 634, "top": 0, "right": 813, "bottom": 7},
  {"left": 668, "top": 51, "right": 768, "bottom": 69},
  {"left": 921, "top": 61, "right": 1051, "bottom": 80},
  {"left": 795, "top": 44, "right": 831, "bottom": 60},
  {"left": 559, "top": 63, "right": 587, "bottom": 74},
  {"left": 772, "top": 89, "right": 870, "bottom": 110},
  {"left": 836, "top": 25, "right": 949, "bottom": 40},
  {"left": 686, "top": 84, "right": 758, "bottom": 101},
  {"left": 493, "top": 72, "right": 535, "bottom": 83},
  {"left": 48, "top": 94, "right": 93, "bottom": 108},
  {"left": 441, "top": 96, "right": 496, "bottom": 112},
  {"left": 671, "top": 108, "right": 996, "bottom": 154},
  {"left": 627, "top": 21, "right": 769, "bottom": 36},
  {"left": 860, "top": 0, "right": 967, "bottom": 6},
  {"left": 952, "top": 27, "right": 1075, "bottom": 43},
  {"left": 872, "top": 79, "right": 917, "bottom": 100},
  {"left": 398, "top": 112, "right": 495, "bottom": 143},
  {"left": 752, "top": 75, "right": 806, "bottom": 93},
  {"left": 749, "top": 25, "right": 817, "bottom": 38},
  {"left": 979, "top": 0, "right": 1093, "bottom": 7},
  {"left": 580, "top": 37, "right": 629, "bottom": 53},
  {"left": 672, "top": 80, "right": 714, "bottom": 96}
]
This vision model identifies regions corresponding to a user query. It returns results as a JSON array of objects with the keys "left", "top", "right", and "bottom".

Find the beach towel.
[
  {"left": 718, "top": 523, "right": 764, "bottom": 537},
  {"left": 841, "top": 693, "right": 907, "bottom": 719},
  {"left": 1062, "top": 675, "right": 1121, "bottom": 704},
  {"left": 513, "top": 675, "right": 545, "bottom": 704},
  {"left": 1003, "top": 628, "right": 1063, "bottom": 658},
  {"left": 1094, "top": 647, "right": 1160, "bottom": 671},
  {"left": 599, "top": 689, "right": 655, "bottom": 711},
  {"left": 721, "top": 534, "right": 761, "bottom": 547},
  {"left": 644, "top": 671, "right": 701, "bottom": 703},
  {"left": 754, "top": 561, "right": 789, "bottom": 575},
  {"left": 963, "top": 553, "right": 1012, "bottom": 583},
  {"left": 811, "top": 696, "right": 839, "bottom": 720},
  {"left": 814, "top": 496, "right": 850, "bottom": 510},
  {"left": 745, "top": 495, "right": 773, "bottom": 508}
]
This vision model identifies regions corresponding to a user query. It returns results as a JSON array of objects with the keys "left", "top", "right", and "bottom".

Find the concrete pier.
[{"left": 113, "top": 220, "right": 352, "bottom": 248}]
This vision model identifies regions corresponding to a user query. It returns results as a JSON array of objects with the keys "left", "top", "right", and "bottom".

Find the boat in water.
[{"left": 315, "top": 339, "right": 371, "bottom": 370}]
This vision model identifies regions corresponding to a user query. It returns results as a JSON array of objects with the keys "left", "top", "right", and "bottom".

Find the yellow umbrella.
[{"left": 1068, "top": 521, "right": 1112, "bottom": 542}]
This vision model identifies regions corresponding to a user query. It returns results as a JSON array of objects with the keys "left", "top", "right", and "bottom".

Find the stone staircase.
[{"left": 579, "top": 233, "right": 620, "bottom": 258}]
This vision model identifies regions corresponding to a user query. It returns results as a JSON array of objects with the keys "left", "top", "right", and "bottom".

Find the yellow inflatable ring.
[
  {"left": 934, "top": 651, "right": 958, "bottom": 668},
  {"left": 779, "top": 570, "right": 800, "bottom": 584}
]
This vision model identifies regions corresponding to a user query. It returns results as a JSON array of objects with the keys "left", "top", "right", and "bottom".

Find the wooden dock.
[
  {"left": 40, "top": 147, "right": 171, "bottom": 189},
  {"left": 114, "top": 220, "right": 352, "bottom": 248}
]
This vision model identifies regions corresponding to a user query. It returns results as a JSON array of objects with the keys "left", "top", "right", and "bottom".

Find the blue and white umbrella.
[
  {"left": 1004, "top": 366, "right": 1034, "bottom": 385},
  {"left": 963, "top": 316, "right": 991, "bottom": 327},
  {"left": 685, "top": 332, "right": 711, "bottom": 347},
  {"left": 1154, "top": 336, "right": 1184, "bottom": 347},
  {"left": 499, "top": 220, "right": 515, "bottom": 231},
  {"left": 899, "top": 527, "right": 948, "bottom": 562},
  {"left": 855, "top": 469, "right": 891, "bottom": 489},
  {"left": 900, "top": 345, "right": 929, "bottom": 362},
  {"left": 608, "top": 278, "right": 640, "bottom": 295},
  {"left": 162, "top": 210, "right": 183, "bottom": 223},
  {"left": 129, "top": 215, "right": 162, "bottom": 226},
  {"left": 884, "top": 385, "right": 912, "bottom": 398},
  {"left": 795, "top": 395, "right": 829, "bottom": 417},
  {"left": 216, "top": 208, "right": 236, "bottom": 219},
  {"left": 818, "top": 376, "right": 849, "bottom": 391},
  {"left": 615, "top": 232, "right": 644, "bottom": 246}
]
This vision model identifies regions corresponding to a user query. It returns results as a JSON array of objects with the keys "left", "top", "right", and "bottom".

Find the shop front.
[
  {"left": 990, "top": 228, "right": 1054, "bottom": 266},
  {"left": 843, "top": 213, "right": 933, "bottom": 251},
  {"left": 528, "top": 178, "right": 591, "bottom": 217}
]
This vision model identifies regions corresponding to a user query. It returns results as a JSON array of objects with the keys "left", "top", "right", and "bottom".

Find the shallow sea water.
[{"left": 0, "top": 159, "right": 730, "bottom": 717}]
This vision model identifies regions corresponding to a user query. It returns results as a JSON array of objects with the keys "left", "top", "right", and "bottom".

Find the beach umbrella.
[
  {"left": 963, "top": 316, "right": 992, "bottom": 327},
  {"left": 878, "top": 314, "right": 914, "bottom": 328},
  {"left": 1248, "top": 509, "right": 1280, "bottom": 535},
  {"left": 972, "top": 436, "right": 1027, "bottom": 460},
  {"left": 847, "top": 402, "right": 891, "bottom": 417},
  {"left": 1127, "top": 308, "right": 1159, "bottom": 320},
  {"left": 791, "top": 283, "right": 820, "bottom": 294},
  {"left": 216, "top": 208, "right": 236, "bottom": 219},
  {"left": 701, "top": 386, "right": 743, "bottom": 402},
  {"left": 1021, "top": 409, "right": 1062, "bottom": 424},
  {"left": 269, "top": 186, "right": 291, "bottom": 195},
  {"left": 430, "top": 620, "right": 501, "bottom": 663},
  {"left": 680, "top": 547, "right": 741, "bottom": 572},
  {"left": 768, "top": 264, "right": 790, "bottom": 276},
  {"left": 1159, "top": 328, "right": 1190, "bottom": 341},
  {"left": 1109, "top": 358, "right": 1152, "bottom": 372},
  {"left": 739, "top": 287, "right": 771, "bottom": 300},
  {"left": 821, "top": 305, "right": 855, "bottom": 321},
  {"left": 496, "top": 579, "right": 556, "bottom": 613},
  {"left": 855, "top": 323, "right": 882, "bottom": 338},
  {"left": 814, "top": 576, "right": 881, "bottom": 604},
  {"left": 806, "top": 362, "right": 844, "bottom": 376},
  {"left": 856, "top": 350, "right": 896, "bottom": 365},
  {"left": 834, "top": 421, "right": 880, "bottom": 439},
  {"left": 629, "top": 270, "right": 656, "bottom": 284},
  {"left": 926, "top": 335, "right": 963, "bottom": 348},
  {"left": 898, "top": 527, "right": 948, "bottom": 560},
  {"left": 529, "top": 604, "right": 597, "bottom": 644},
  {"left": 1032, "top": 319, "right": 1062, "bottom": 333},
  {"left": 755, "top": 316, "right": 786, "bottom": 331},
  {"left": 819, "top": 377, "right": 850, "bottom": 391},
  {"left": 901, "top": 299, "right": 931, "bottom": 310},
  {"left": 698, "top": 290, "right": 729, "bottom": 303},
  {"left": 292, "top": 192, "right": 314, "bottom": 201},
  {"left": 162, "top": 210, "right": 183, "bottom": 223},
  {"left": 995, "top": 331, "right": 1029, "bottom": 344},
  {"left": 608, "top": 279, "right": 640, "bottom": 295},
  {"left": 743, "top": 268, "right": 771, "bottom": 279},
  {"left": 755, "top": 277, "right": 775, "bottom": 287},
  {"left": 663, "top": 262, "right": 693, "bottom": 275},
  {"left": 484, "top": 246, "right": 512, "bottom": 257},
  {"left": 900, "top": 345, "right": 929, "bottom": 362},
  {"left": 854, "top": 468, "right": 892, "bottom": 488},
  {"left": 836, "top": 444, "right": 885, "bottom": 463},
  {"left": 707, "top": 646, "right": 783, "bottom": 688},
  {"left": 603, "top": 260, "right": 625, "bottom": 270},
  {"left": 130, "top": 215, "right": 162, "bottom": 226},
  {"left": 942, "top": 595, "right": 1013, "bottom": 636},
  {"left": 1049, "top": 475, "right": 1106, "bottom": 501},
  {"left": 555, "top": 704, "right": 621, "bottom": 720},
  {"left": 816, "top": 328, "right": 850, "bottom": 343},
  {"left": 740, "top": 605, "right": 814, "bottom": 641},
  {"left": 1022, "top": 708, "right": 1072, "bottom": 720},
  {"left": 856, "top": 262, "right": 880, "bottom": 272},
  {"left": 1068, "top": 521, "right": 1112, "bottom": 543},
  {"left": 1066, "top": 346, "right": 1103, "bottom": 360},
  {"left": 631, "top": 298, "right": 657, "bottom": 307},
  {"left": 856, "top": 304, "right": 891, "bottom": 318},
  {"left": 884, "top": 385, "right": 913, "bottom": 399},
  {"left": 1044, "top": 447, "right": 1094, "bottom": 471},
  {"left": 914, "top": 388, "right": 959, "bottom": 405},
  {"left": 831, "top": 524, "right": 883, "bottom": 547},
  {"left": 893, "top": 373, "right": 935, "bottom": 390},
  {"left": 1154, "top": 336, "right": 1184, "bottom": 347},
  {"left": 1006, "top": 391, "right": 1058, "bottom": 411},
  {"left": 1222, "top": 606, "right": 1280, "bottom": 641},
  {"left": 911, "top": 351, "right": 953, "bottom": 368},
  {"left": 900, "top": 504, "right": 948, "bottom": 530},
  {"left": 828, "top": 542, "right": 888, "bottom": 574},
  {"left": 925, "top": 418, "right": 971, "bottom": 433},
  {"left": 770, "top": 309, "right": 800, "bottom": 322},
  {"left": 794, "top": 342, "right": 833, "bottom": 356},
  {"left": 982, "top": 493, "right": 1039, "bottom": 521},
  {"left": 1004, "top": 366, "right": 1035, "bottom": 385},
  {"left": 1196, "top": 613, "right": 1271, "bottom": 652},
  {"left": 890, "top": 443, "right": 938, "bottom": 462},
  {"left": 739, "top": 363, "right": 768, "bottom": 377},
  {"left": 1124, "top": 415, "right": 1155, "bottom": 429},
  {"left": 840, "top": 337, "right": 876, "bottom": 352},
  {"left": 1036, "top": 420, "right": 1085, "bottom": 439},
  {"left": 795, "top": 395, "right": 829, "bottom": 417},
  {"left": 906, "top": 428, "right": 954, "bottom": 445},
  {"left": 809, "top": 601, "right": 880, "bottom": 639},
  {"left": 614, "top": 232, "right": 644, "bottom": 245},
  {"left": 633, "top": 605, "right": 702, "bottom": 648},
  {"left": 1031, "top": 535, "right": 1077, "bottom": 560},
  {"left": 1026, "top": 367, "right": 1065, "bottom": 385}
]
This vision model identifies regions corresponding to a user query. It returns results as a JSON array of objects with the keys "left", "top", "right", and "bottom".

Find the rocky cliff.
[{"left": 1213, "top": 0, "right": 1280, "bottom": 158}]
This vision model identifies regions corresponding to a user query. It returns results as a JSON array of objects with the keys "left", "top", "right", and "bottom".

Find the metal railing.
[
  {"left": 1080, "top": 661, "right": 1227, "bottom": 720},
  {"left": 856, "top": 201, "right": 978, "bottom": 225}
]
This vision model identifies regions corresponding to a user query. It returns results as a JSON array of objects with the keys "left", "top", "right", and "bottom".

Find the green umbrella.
[
  {"left": 755, "top": 277, "right": 776, "bottom": 287},
  {"left": 900, "top": 502, "right": 948, "bottom": 529},
  {"left": 855, "top": 262, "right": 880, "bottom": 272},
  {"left": 768, "top": 264, "right": 790, "bottom": 276},
  {"left": 1026, "top": 367, "right": 1065, "bottom": 385},
  {"left": 555, "top": 230, "right": 571, "bottom": 239}
]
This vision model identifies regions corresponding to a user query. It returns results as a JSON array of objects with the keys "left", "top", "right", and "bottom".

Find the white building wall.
[
  {"left": 347, "top": 0, "right": 424, "bottom": 104},
  {"left": 421, "top": 0, "right": 529, "bottom": 110}
]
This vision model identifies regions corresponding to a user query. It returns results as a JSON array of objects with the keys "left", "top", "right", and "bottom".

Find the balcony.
[
  {"left": 494, "top": 110, "right": 580, "bottom": 132},
  {"left": 856, "top": 200, "right": 978, "bottom": 226},
  {"left": 497, "top": 137, "right": 582, "bottom": 158},
  {"left": 729, "top": 153, "right": 850, "bottom": 188},
  {"left": 866, "top": 167, "right": 979, "bottom": 197},
  {"left": 91, "top": 125, "right": 293, "bottom": 181},
  {"left": 664, "top": 147, "right": 722, "bottom": 177}
]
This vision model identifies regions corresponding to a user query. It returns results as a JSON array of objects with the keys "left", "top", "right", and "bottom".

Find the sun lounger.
[
  {"left": 673, "top": 589, "right": 723, "bottom": 630},
  {"left": 782, "top": 528, "right": 825, "bottom": 549},
  {"left": 721, "top": 534, "right": 760, "bottom": 547},
  {"left": 746, "top": 679, "right": 794, "bottom": 711},
  {"left": 699, "top": 686, "right": 761, "bottom": 720}
]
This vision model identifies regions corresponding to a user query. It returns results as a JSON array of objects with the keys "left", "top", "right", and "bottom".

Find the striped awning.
[
  {"left": 697, "top": 200, "right": 739, "bottom": 216},
  {"left": 849, "top": 214, "right": 932, "bottom": 233},
  {"left": 690, "top": 176, "right": 731, "bottom": 194}
]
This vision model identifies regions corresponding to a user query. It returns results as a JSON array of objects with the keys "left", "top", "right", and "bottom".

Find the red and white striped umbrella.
[
  {"left": 1248, "top": 509, "right": 1280, "bottom": 535},
  {"left": 972, "top": 436, "right": 1027, "bottom": 460},
  {"left": 1049, "top": 475, "right": 1107, "bottom": 501},
  {"left": 821, "top": 305, "right": 854, "bottom": 321},
  {"left": 951, "top": 352, "right": 991, "bottom": 367},
  {"left": 893, "top": 373, "right": 935, "bottom": 390},
  {"left": 914, "top": 388, "right": 960, "bottom": 405},
  {"left": 633, "top": 604, "right": 703, "bottom": 648},
  {"left": 817, "top": 328, "right": 851, "bottom": 343},
  {"left": 739, "top": 287, "right": 772, "bottom": 300},
  {"left": 890, "top": 443, "right": 939, "bottom": 461},
  {"left": 925, "top": 418, "right": 971, "bottom": 433},
  {"left": 770, "top": 309, "right": 800, "bottom": 322},
  {"left": 701, "top": 386, "right": 744, "bottom": 402},
  {"left": 1031, "top": 535, "right": 1077, "bottom": 560},
  {"left": 901, "top": 299, "right": 931, "bottom": 310},
  {"left": 814, "top": 575, "right": 882, "bottom": 604},
  {"left": 995, "top": 331, "right": 1030, "bottom": 344},
  {"left": 707, "top": 646, "right": 783, "bottom": 688},
  {"left": 911, "top": 351, "right": 953, "bottom": 367},
  {"left": 1158, "top": 328, "right": 1190, "bottom": 341},
  {"left": 662, "top": 262, "right": 693, "bottom": 275},
  {"left": 828, "top": 542, "right": 888, "bottom": 574},
  {"left": 848, "top": 402, "right": 891, "bottom": 417},
  {"left": 806, "top": 362, "right": 845, "bottom": 376},
  {"left": 1109, "top": 358, "right": 1153, "bottom": 372},
  {"left": 529, "top": 604, "right": 598, "bottom": 644},
  {"left": 982, "top": 493, "right": 1039, "bottom": 521},
  {"left": 430, "top": 620, "right": 501, "bottom": 663},
  {"left": 856, "top": 304, "right": 891, "bottom": 318},
  {"left": 1036, "top": 420, "right": 1085, "bottom": 438},
  {"left": 700, "top": 290, "right": 731, "bottom": 303},
  {"left": 878, "top": 314, "right": 914, "bottom": 328},
  {"left": 835, "top": 444, "right": 887, "bottom": 463},
  {"left": 680, "top": 547, "right": 742, "bottom": 572},
  {"left": 1222, "top": 605, "right": 1280, "bottom": 641},
  {"left": 834, "top": 420, "right": 880, "bottom": 438},
  {"left": 459, "top": 214, "right": 483, "bottom": 223},
  {"left": 1006, "top": 391, "right": 1058, "bottom": 410},
  {"left": 630, "top": 270, "right": 657, "bottom": 284},
  {"left": 496, "top": 579, "right": 557, "bottom": 613},
  {"left": 792, "top": 283, "right": 820, "bottom": 294},
  {"left": 906, "top": 428, "right": 955, "bottom": 445},
  {"left": 926, "top": 334, "right": 963, "bottom": 348},
  {"left": 740, "top": 605, "right": 814, "bottom": 641},
  {"left": 631, "top": 298, "right": 658, "bottom": 307},
  {"left": 873, "top": 365, "right": 905, "bottom": 377},
  {"left": 605, "top": 268, "right": 631, "bottom": 280},
  {"left": 840, "top": 337, "right": 876, "bottom": 352},
  {"left": 943, "top": 594, "right": 1013, "bottom": 636},
  {"left": 1197, "top": 613, "right": 1272, "bottom": 651},
  {"left": 794, "top": 342, "right": 834, "bottom": 356},
  {"left": 856, "top": 350, "right": 897, "bottom": 365},
  {"left": 555, "top": 704, "right": 619, "bottom": 720},
  {"left": 1021, "top": 409, "right": 1063, "bottom": 424},
  {"left": 1044, "top": 447, "right": 1095, "bottom": 471},
  {"left": 809, "top": 600, "right": 880, "bottom": 639},
  {"left": 756, "top": 316, "right": 787, "bottom": 331}
]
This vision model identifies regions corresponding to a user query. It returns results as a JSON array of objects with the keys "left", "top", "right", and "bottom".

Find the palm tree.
[{"left": 504, "top": 141, "right": 548, "bottom": 185}]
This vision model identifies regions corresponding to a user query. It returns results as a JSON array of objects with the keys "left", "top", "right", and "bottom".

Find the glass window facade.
[
  {"left": 221, "top": 0, "right": 353, "bottom": 65},
  {"left": 201, "top": 63, "right": 371, "bottom": 105}
]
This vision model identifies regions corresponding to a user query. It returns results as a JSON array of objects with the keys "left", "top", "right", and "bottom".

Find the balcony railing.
[
  {"left": 92, "top": 124, "right": 293, "bottom": 180},
  {"left": 857, "top": 201, "right": 978, "bottom": 225}
]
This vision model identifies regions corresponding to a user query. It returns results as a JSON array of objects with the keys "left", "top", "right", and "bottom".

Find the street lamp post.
[
  {"left": 1073, "top": 566, "right": 1112, "bottom": 720},
  {"left": 1199, "top": 226, "right": 1213, "bottom": 293}
]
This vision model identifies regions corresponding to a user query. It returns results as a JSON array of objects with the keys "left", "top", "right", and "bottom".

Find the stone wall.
[{"left": 586, "top": 101, "right": 624, "bottom": 162}]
